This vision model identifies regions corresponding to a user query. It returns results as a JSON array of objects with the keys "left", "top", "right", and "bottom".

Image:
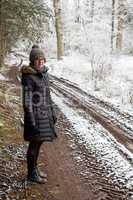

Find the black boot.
[
  {"left": 27, "top": 168, "right": 47, "bottom": 184},
  {"left": 35, "top": 167, "right": 47, "bottom": 179},
  {"left": 27, "top": 141, "right": 46, "bottom": 184}
]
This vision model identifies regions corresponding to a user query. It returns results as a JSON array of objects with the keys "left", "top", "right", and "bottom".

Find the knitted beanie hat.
[{"left": 29, "top": 45, "right": 46, "bottom": 63}]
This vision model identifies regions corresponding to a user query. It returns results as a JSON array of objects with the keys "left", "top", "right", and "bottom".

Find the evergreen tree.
[{"left": 0, "top": 0, "right": 52, "bottom": 67}]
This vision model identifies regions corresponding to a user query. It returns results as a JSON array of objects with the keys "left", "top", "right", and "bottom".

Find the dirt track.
[
  {"left": 18, "top": 109, "right": 131, "bottom": 200},
  {"left": 40, "top": 119, "right": 94, "bottom": 200},
  {"left": 1, "top": 107, "right": 131, "bottom": 200},
  {"left": 50, "top": 75, "right": 133, "bottom": 154},
  {"left": 0, "top": 66, "right": 132, "bottom": 200}
]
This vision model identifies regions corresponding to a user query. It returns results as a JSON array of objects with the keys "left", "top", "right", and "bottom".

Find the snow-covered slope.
[{"left": 47, "top": 53, "right": 133, "bottom": 114}]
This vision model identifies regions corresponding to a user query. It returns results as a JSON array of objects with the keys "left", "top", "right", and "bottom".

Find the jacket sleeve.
[
  {"left": 22, "top": 75, "right": 35, "bottom": 126},
  {"left": 47, "top": 73, "right": 57, "bottom": 124},
  {"left": 50, "top": 98, "right": 57, "bottom": 124}
]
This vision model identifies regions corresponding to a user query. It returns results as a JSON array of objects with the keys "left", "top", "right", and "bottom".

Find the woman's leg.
[
  {"left": 34, "top": 141, "right": 47, "bottom": 178},
  {"left": 34, "top": 141, "right": 43, "bottom": 167},
  {"left": 27, "top": 141, "right": 37, "bottom": 178},
  {"left": 26, "top": 140, "right": 45, "bottom": 183}
]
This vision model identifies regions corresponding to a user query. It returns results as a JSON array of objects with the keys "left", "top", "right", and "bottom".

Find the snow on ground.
[
  {"left": 4, "top": 54, "right": 19, "bottom": 66},
  {"left": 0, "top": 73, "right": 7, "bottom": 80},
  {"left": 47, "top": 53, "right": 133, "bottom": 115},
  {"left": 4, "top": 51, "right": 133, "bottom": 114},
  {"left": 52, "top": 91, "right": 133, "bottom": 189},
  {"left": 4, "top": 52, "right": 28, "bottom": 67}
]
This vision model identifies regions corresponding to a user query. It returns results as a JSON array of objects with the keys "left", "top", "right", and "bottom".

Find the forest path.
[{"left": 0, "top": 65, "right": 132, "bottom": 200}]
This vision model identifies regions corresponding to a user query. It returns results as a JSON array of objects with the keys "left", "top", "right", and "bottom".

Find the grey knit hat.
[{"left": 29, "top": 46, "right": 46, "bottom": 63}]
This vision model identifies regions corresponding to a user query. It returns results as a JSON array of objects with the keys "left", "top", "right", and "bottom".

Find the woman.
[{"left": 21, "top": 45, "right": 57, "bottom": 184}]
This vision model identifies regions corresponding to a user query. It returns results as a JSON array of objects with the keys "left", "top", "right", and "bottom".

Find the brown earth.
[
  {"left": 3, "top": 113, "right": 95, "bottom": 200},
  {"left": 1, "top": 107, "right": 131, "bottom": 200},
  {"left": 0, "top": 66, "right": 132, "bottom": 200}
]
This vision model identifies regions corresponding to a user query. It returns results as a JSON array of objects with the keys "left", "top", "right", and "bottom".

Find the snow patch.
[
  {"left": 0, "top": 73, "right": 7, "bottom": 80},
  {"left": 52, "top": 92, "right": 133, "bottom": 189},
  {"left": 48, "top": 53, "right": 133, "bottom": 114}
]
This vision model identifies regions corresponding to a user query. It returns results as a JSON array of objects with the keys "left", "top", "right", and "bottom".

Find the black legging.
[{"left": 27, "top": 140, "right": 43, "bottom": 176}]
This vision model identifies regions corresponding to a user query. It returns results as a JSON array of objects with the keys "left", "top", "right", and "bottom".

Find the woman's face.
[{"left": 34, "top": 58, "right": 45, "bottom": 71}]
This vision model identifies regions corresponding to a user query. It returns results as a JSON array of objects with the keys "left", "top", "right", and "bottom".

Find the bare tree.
[
  {"left": 111, "top": 0, "right": 115, "bottom": 52},
  {"left": 53, "top": 0, "right": 64, "bottom": 60},
  {"left": 90, "top": 0, "right": 95, "bottom": 23},
  {"left": 0, "top": 0, "right": 5, "bottom": 67},
  {"left": 75, "top": 0, "right": 81, "bottom": 23},
  {"left": 116, "top": 0, "right": 125, "bottom": 51}
]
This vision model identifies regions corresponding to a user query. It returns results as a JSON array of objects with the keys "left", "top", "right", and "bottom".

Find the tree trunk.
[
  {"left": 75, "top": 0, "right": 80, "bottom": 23},
  {"left": 111, "top": 0, "right": 115, "bottom": 52},
  {"left": 116, "top": 0, "right": 124, "bottom": 51},
  {"left": 0, "top": 0, "right": 7, "bottom": 68},
  {"left": 90, "top": 0, "right": 95, "bottom": 23},
  {"left": 53, "top": 0, "right": 64, "bottom": 60},
  {"left": 0, "top": 0, "right": 3, "bottom": 67}
]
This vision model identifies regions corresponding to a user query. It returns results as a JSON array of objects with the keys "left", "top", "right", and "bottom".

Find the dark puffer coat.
[{"left": 21, "top": 65, "right": 57, "bottom": 142}]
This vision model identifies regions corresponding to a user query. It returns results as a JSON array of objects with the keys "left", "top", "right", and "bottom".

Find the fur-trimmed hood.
[{"left": 21, "top": 65, "right": 48, "bottom": 75}]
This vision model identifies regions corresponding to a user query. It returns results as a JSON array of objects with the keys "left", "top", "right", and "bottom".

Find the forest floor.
[{"left": 0, "top": 65, "right": 132, "bottom": 200}]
